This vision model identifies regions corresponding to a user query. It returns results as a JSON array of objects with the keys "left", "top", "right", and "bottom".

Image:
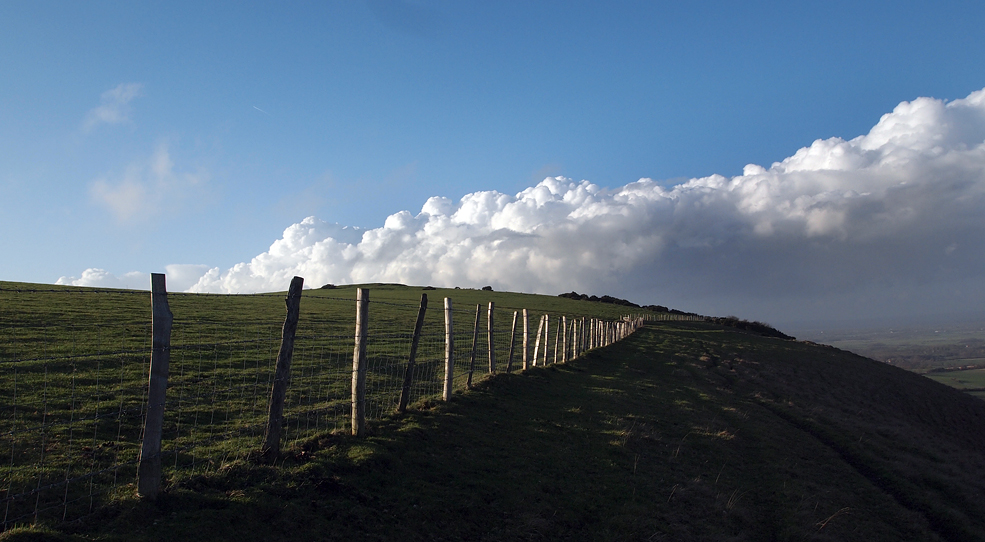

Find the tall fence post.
[
  {"left": 531, "top": 314, "right": 544, "bottom": 369},
  {"left": 398, "top": 293, "right": 428, "bottom": 413},
  {"left": 351, "top": 288, "right": 369, "bottom": 436},
  {"left": 543, "top": 314, "right": 550, "bottom": 365},
  {"left": 487, "top": 302, "right": 496, "bottom": 374},
  {"left": 570, "top": 319, "right": 576, "bottom": 359},
  {"left": 261, "top": 276, "right": 304, "bottom": 461},
  {"left": 137, "top": 273, "right": 173, "bottom": 500},
  {"left": 561, "top": 316, "right": 568, "bottom": 363},
  {"left": 522, "top": 309, "right": 529, "bottom": 370},
  {"left": 467, "top": 304, "right": 480, "bottom": 388},
  {"left": 506, "top": 310, "right": 518, "bottom": 373},
  {"left": 443, "top": 298, "right": 454, "bottom": 400},
  {"left": 554, "top": 316, "right": 561, "bottom": 364}
]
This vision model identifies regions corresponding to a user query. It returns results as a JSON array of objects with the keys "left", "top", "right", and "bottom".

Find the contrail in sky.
[{"left": 253, "top": 105, "right": 270, "bottom": 115}]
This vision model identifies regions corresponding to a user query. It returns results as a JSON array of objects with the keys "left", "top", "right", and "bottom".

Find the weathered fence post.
[
  {"left": 522, "top": 309, "right": 529, "bottom": 370},
  {"left": 579, "top": 318, "right": 584, "bottom": 354},
  {"left": 467, "top": 304, "right": 480, "bottom": 388},
  {"left": 554, "top": 316, "right": 561, "bottom": 364},
  {"left": 531, "top": 314, "right": 544, "bottom": 368},
  {"left": 570, "top": 319, "right": 581, "bottom": 359},
  {"left": 506, "top": 310, "right": 518, "bottom": 373},
  {"left": 443, "top": 298, "right": 454, "bottom": 400},
  {"left": 137, "top": 273, "right": 173, "bottom": 500},
  {"left": 398, "top": 293, "right": 428, "bottom": 413},
  {"left": 543, "top": 314, "right": 550, "bottom": 365},
  {"left": 261, "top": 276, "right": 304, "bottom": 460},
  {"left": 487, "top": 302, "right": 496, "bottom": 374},
  {"left": 561, "top": 316, "right": 568, "bottom": 363},
  {"left": 351, "top": 287, "right": 369, "bottom": 436}
]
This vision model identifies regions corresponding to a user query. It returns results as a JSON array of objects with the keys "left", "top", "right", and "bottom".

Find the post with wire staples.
[
  {"left": 137, "top": 273, "right": 173, "bottom": 501},
  {"left": 261, "top": 276, "right": 304, "bottom": 460},
  {"left": 398, "top": 293, "right": 428, "bottom": 413},
  {"left": 351, "top": 288, "right": 369, "bottom": 436}
]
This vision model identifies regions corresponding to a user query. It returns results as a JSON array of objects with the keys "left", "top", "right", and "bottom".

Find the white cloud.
[
  {"left": 55, "top": 264, "right": 211, "bottom": 292},
  {"left": 89, "top": 143, "right": 208, "bottom": 222},
  {"left": 66, "top": 87, "right": 985, "bottom": 325},
  {"left": 56, "top": 268, "right": 149, "bottom": 290},
  {"left": 83, "top": 83, "right": 143, "bottom": 131}
]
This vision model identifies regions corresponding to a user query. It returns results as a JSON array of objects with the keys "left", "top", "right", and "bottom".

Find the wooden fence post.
[
  {"left": 579, "top": 318, "right": 584, "bottom": 354},
  {"left": 398, "top": 293, "right": 428, "bottom": 413},
  {"left": 506, "top": 311, "right": 518, "bottom": 373},
  {"left": 543, "top": 314, "right": 549, "bottom": 366},
  {"left": 570, "top": 318, "right": 576, "bottom": 360},
  {"left": 467, "top": 304, "right": 480, "bottom": 388},
  {"left": 561, "top": 316, "right": 568, "bottom": 363},
  {"left": 531, "top": 314, "right": 544, "bottom": 369},
  {"left": 554, "top": 316, "right": 561, "bottom": 364},
  {"left": 261, "top": 276, "right": 304, "bottom": 459},
  {"left": 443, "top": 298, "right": 454, "bottom": 400},
  {"left": 351, "top": 288, "right": 369, "bottom": 436},
  {"left": 137, "top": 273, "right": 173, "bottom": 500},
  {"left": 487, "top": 302, "right": 496, "bottom": 374},
  {"left": 522, "top": 309, "right": 529, "bottom": 370}
]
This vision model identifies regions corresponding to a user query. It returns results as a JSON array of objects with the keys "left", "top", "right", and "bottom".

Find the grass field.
[
  {"left": 924, "top": 367, "right": 985, "bottom": 399},
  {"left": 5, "top": 320, "right": 985, "bottom": 541},
  {"left": 8, "top": 281, "right": 985, "bottom": 541},
  {"left": 0, "top": 280, "right": 654, "bottom": 530}
]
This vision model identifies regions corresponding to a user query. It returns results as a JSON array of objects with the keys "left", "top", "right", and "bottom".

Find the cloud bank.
[{"left": 76, "top": 88, "right": 985, "bottom": 325}]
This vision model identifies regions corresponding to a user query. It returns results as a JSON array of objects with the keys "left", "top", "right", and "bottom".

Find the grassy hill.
[{"left": 4, "top": 284, "right": 985, "bottom": 541}]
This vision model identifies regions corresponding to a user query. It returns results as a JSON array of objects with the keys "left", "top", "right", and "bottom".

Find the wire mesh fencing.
[{"left": 1, "top": 280, "right": 649, "bottom": 531}]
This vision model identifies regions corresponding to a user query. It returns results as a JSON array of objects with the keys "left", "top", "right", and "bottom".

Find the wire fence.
[{"left": 0, "top": 280, "right": 654, "bottom": 531}]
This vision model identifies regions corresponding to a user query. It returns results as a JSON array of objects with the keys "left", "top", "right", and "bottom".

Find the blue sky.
[{"left": 2, "top": 1, "right": 985, "bottom": 328}]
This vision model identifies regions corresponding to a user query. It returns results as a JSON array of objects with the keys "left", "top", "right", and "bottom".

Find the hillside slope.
[{"left": 12, "top": 321, "right": 985, "bottom": 542}]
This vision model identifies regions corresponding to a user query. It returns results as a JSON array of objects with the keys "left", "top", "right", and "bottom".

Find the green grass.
[
  {"left": 925, "top": 367, "right": 985, "bottom": 399},
  {"left": 8, "top": 320, "right": 985, "bottom": 541},
  {"left": 0, "top": 281, "right": 655, "bottom": 530},
  {"left": 7, "top": 282, "right": 985, "bottom": 541}
]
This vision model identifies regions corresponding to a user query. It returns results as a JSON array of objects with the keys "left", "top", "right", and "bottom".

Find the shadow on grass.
[{"left": 13, "top": 322, "right": 985, "bottom": 542}]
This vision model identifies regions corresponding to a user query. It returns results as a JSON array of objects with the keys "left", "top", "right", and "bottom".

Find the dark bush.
[
  {"left": 481, "top": 285, "right": 493, "bottom": 291},
  {"left": 706, "top": 316, "right": 794, "bottom": 340}
]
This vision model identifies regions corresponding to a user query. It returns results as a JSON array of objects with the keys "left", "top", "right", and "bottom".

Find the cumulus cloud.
[
  {"left": 56, "top": 264, "right": 213, "bottom": 292},
  {"left": 65, "top": 88, "right": 985, "bottom": 325},
  {"left": 57, "top": 268, "right": 149, "bottom": 290},
  {"left": 83, "top": 83, "right": 143, "bottom": 131},
  {"left": 90, "top": 143, "right": 208, "bottom": 222},
  {"left": 180, "top": 87, "right": 985, "bottom": 325}
]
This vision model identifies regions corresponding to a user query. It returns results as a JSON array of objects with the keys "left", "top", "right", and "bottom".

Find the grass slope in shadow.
[{"left": 10, "top": 322, "right": 985, "bottom": 541}]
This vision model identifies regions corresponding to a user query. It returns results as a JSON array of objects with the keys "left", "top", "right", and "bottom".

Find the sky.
[{"left": 2, "top": 1, "right": 984, "bottom": 330}]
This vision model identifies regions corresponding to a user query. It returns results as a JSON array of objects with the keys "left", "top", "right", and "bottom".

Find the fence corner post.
[
  {"left": 137, "top": 273, "right": 173, "bottom": 501},
  {"left": 261, "top": 276, "right": 304, "bottom": 461}
]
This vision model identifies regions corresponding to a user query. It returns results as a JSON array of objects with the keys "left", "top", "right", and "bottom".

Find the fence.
[{"left": 0, "top": 277, "right": 653, "bottom": 530}]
